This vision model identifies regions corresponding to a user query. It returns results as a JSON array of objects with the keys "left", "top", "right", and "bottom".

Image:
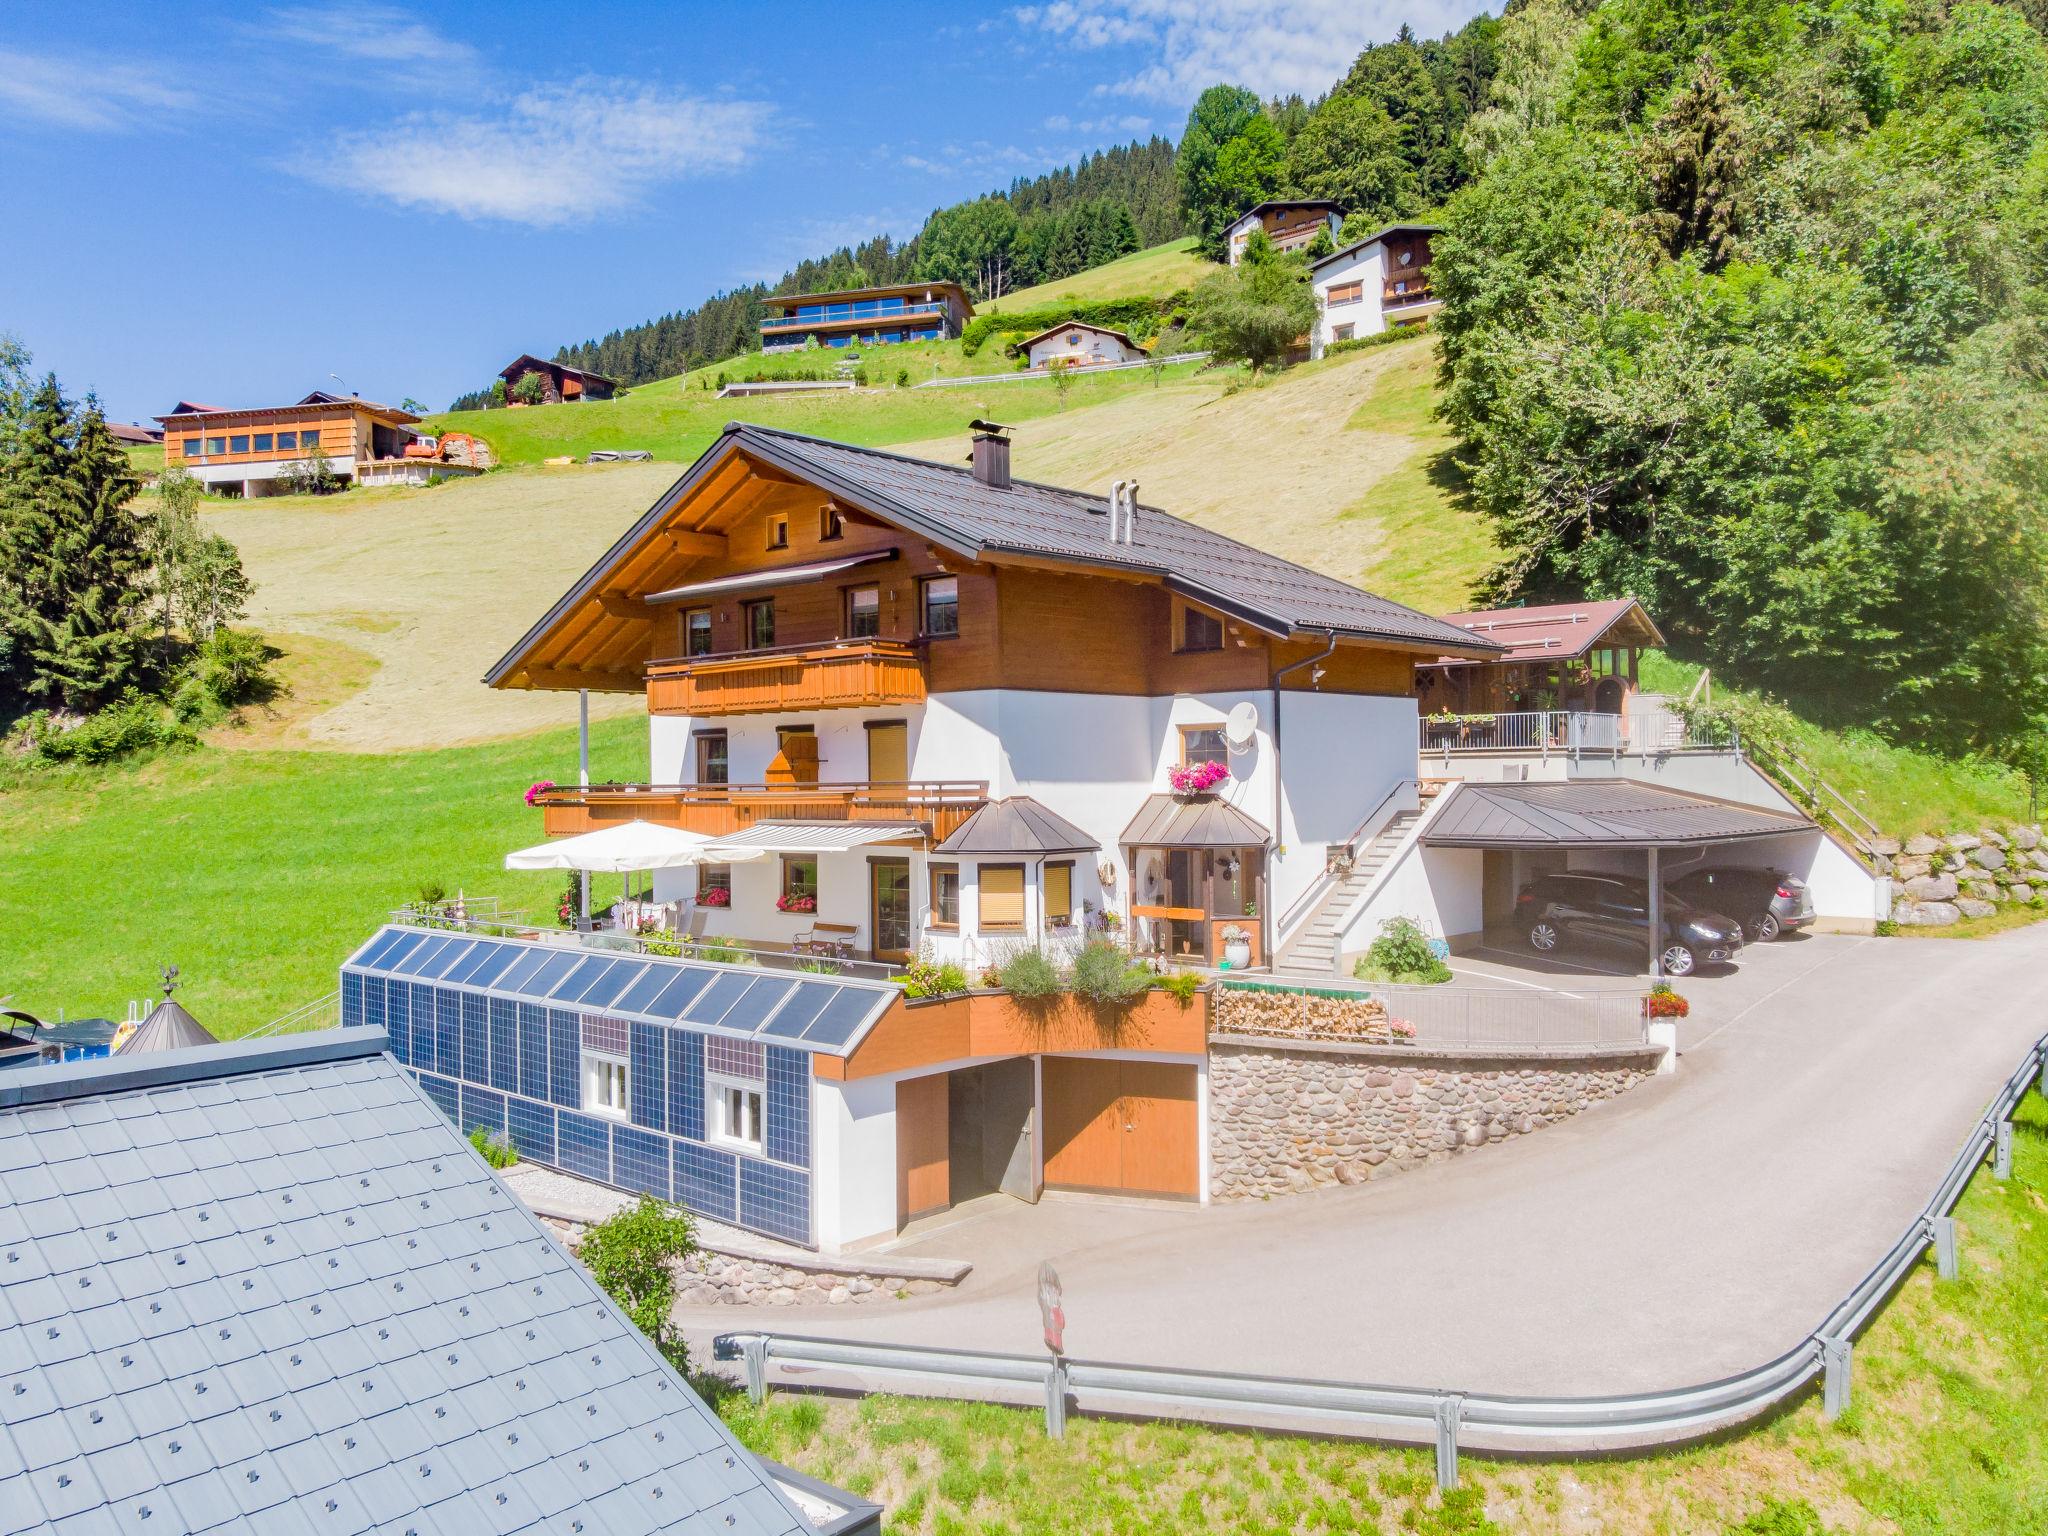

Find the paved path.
[{"left": 678, "top": 927, "right": 2048, "bottom": 1396}]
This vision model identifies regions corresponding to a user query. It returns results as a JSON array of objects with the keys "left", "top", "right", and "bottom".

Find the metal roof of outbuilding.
[
  {"left": 113, "top": 997, "right": 217, "bottom": 1055},
  {"left": 934, "top": 797, "right": 1099, "bottom": 856},
  {"left": 1422, "top": 780, "right": 1813, "bottom": 849},
  {"left": 0, "top": 1029, "right": 822, "bottom": 1536}
]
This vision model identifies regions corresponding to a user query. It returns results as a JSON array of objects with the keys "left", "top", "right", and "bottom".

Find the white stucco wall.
[
  {"left": 811, "top": 1073, "right": 899, "bottom": 1250},
  {"left": 1027, "top": 328, "right": 1143, "bottom": 369},
  {"left": 1311, "top": 244, "right": 1387, "bottom": 355}
]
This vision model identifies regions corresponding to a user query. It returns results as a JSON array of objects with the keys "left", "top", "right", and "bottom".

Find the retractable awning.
[
  {"left": 505, "top": 819, "right": 725, "bottom": 872},
  {"left": 644, "top": 548, "right": 896, "bottom": 605},
  {"left": 699, "top": 821, "right": 927, "bottom": 859}
]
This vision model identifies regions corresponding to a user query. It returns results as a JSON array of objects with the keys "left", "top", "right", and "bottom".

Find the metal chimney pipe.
[{"left": 1122, "top": 481, "right": 1139, "bottom": 544}]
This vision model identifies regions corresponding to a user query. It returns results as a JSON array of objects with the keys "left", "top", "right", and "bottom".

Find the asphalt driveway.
[{"left": 678, "top": 925, "right": 2048, "bottom": 1398}]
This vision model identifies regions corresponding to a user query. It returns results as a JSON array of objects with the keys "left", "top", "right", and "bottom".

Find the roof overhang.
[
  {"left": 1421, "top": 781, "right": 1814, "bottom": 850},
  {"left": 1119, "top": 793, "right": 1271, "bottom": 849},
  {"left": 645, "top": 548, "right": 896, "bottom": 605}
]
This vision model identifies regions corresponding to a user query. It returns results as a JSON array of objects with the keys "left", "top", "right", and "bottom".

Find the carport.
[{"left": 1422, "top": 780, "right": 1814, "bottom": 976}]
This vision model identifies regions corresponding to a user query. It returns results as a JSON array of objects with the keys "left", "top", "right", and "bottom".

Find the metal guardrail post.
[
  {"left": 1931, "top": 1216, "right": 1958, "bottom": 1281},
  {"left": 1045, "top": 1357, "right": 1069, "bottom": 1439},
  {"left": 742, "top": 1337, "right": 768, "bottom": 1405},
  {"left": 1820, "top": 1337, "right": 1852, "bottom": 1419},
  {"left": 1995, "top": 1120, "right": 2014, "bottom": 1180},
  {"left": 1433, "top": 1395, "right": 1463, "bottom": 1490}
]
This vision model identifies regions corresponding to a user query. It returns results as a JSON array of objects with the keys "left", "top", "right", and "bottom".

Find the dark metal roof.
[
  {"left": 114, "top": 997, "right": 217, "bottom": 1055},
  {"left": 934, "top": 797, "right": 1099, "bottom": 855},
  {"left": 500, "top": 353, "right": 620, "bottom": 387},
  {"left": 1231, "top": 199, "right": 1344, "bottom": 224},
  {"left": 1423, "top": 781, "right": 1813, "bottom": 849},
  {"left": 1309, "top": 223, "right": 1442, "bottom": 273},
  {"left": 0, "top": 1030, "right": 815, "bottom": 1535},
  {"left": 1119, "top": 793, "right": 1271, "bottom": 848}
]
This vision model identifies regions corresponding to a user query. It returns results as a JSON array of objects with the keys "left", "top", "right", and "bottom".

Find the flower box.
[
  {"left": 525, "top": 780, "right": 556, "bottom": 806},
  {"left": 698, "top": 887, "right": 731, "bottom": 908},
  {"left": 1169, "top": 760, "right": 1230, "bottom": 795},
  {"left": 776, "top": 894, "right": 817, "bottom": 914}
]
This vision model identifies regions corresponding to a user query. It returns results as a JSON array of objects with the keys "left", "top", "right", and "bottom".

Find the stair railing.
[
  {"left": 1747, "top": 740, "right": 1886, "bottom": 865},
  {"left": 1276, "top": 778, "right": 1418, "bottom": 951}
]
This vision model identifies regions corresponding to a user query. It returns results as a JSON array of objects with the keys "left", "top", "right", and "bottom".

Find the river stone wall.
[
  {"left": 1207, "top": 1034, "right": 1659, "bottom": 1200},
  {"left": 1887, "top": 824, "right": 2047, "bottom": 927}
]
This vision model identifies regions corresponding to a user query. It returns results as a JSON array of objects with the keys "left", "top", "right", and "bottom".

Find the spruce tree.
[
  {"left": 0, "top": 379, "right": 153, "bottom": 710},
  {"left": 1640, "top": 55, "right": 1751, "bottom": 271}
]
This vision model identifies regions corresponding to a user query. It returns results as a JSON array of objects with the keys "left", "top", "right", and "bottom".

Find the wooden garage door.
[
  {"left": 896, "top": 1072, "right": 950, "bottom": 1225},
  {"left": 1042, "top": 1057, "right": 1199, "bottom": 1198}
]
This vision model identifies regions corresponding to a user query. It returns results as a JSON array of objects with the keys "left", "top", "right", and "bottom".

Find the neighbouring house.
[
  {"left": 500, "top": 353, "right": 620, "bottom": 405},
  {"left": 0, "top": 1029, "right": 880, "bottom": 1535},
  {"left": 1224, "top": 199, "right": 1345, "bottom": 264},
  {"left": 1308, "top": 224, "right": 1441, "bottom": 355},
  {"left": 758, "top": 283, "right": 975, "bottom": 353},
  {"left": 105, "top": 420, "right": 162, "bottom": 445},
  {"left": 1016, "top": 321, "right": 1147, "bottom": 371},
  {"left": 1416, "top": 598, "right": 1666, "bottom": 719},
  {"left": 156, "top": 392, "right": 482, "bottom": 497}
]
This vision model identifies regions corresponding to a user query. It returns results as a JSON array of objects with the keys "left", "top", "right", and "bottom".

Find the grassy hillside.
[{"left": 985, "top": 237, "right": 1212, "bottom": 311}]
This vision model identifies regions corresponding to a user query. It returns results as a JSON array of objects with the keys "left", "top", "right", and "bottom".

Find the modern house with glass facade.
[
  {"left": 156, "top": 391, "right": 438, "bottom": 496},
  {"left": 758, "top": 282, "right": 975, "bottom": 352}
]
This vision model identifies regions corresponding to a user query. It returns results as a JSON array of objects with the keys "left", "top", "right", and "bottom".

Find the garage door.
[{"left": 1042, "top": 1057, "right": 1199, "bottom": 1198}]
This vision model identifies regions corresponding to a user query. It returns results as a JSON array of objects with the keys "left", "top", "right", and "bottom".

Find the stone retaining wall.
[
  {"left": 1208, "top": 1035, "right": 1660, "bottom": 1200},
  {"left": 675, "top": 1253, "right": 952, "bottom": 1308},
  {"left": 1887, "top": 824, "right": 2047, "bottom": 927}
]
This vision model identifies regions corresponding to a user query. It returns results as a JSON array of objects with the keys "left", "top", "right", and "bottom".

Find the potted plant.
[
  {"left": 1218, "top": 924, "right": 1253, "bottom": 969},
  {"left": 776, "top": 893, "right": 817, "bottom": 914},
  {"left": 698, "top": 885, "right": 731, "bottom": 908},
  {"left": 525, "top": 780, "right": 556, "bottom": 806},
  {"left": 1169, "top": 760, "right": 1230, "bottom": 796}
]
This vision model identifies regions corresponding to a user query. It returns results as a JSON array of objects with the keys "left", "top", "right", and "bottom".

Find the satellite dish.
[{"left": 1224, "top": 701, "right": 1259, "bottom": 749}]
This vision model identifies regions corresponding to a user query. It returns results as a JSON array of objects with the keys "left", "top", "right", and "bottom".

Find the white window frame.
[
  {"left": 707, "top": 1072, "right": 765, "bottom": 1153},
  {"left": 582, "top": 1051, "right": 629, "bottom": 1120}
]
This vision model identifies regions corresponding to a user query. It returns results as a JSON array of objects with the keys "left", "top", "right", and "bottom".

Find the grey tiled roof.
[
  {"left": 1422, "top": 781, "right": 1812, "bottom": 849},
  {"left": 729, "top": 425, "right": 1493, "bottom": 651},
  {"left": 0, "top": 1031, "right": 811, "bottom": 1536}
]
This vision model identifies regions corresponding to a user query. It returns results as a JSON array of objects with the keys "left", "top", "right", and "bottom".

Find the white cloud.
[
  {"left": 265, "top": 4, "right": 477, "bottom": 64},
  {"left": 1016, "top": 0, "right": 1489, "bottom": 104},
  {"left": 0, "top": 47, "right": 201, "bottom": 132},
  {"left": 1044, "top": 110, "right": 1152, "bottom": 134},
  {"left": 297, "top": 80, "right": 775, "bottom": 225}
]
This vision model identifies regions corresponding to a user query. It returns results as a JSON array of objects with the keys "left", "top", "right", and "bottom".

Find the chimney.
[{"left": 969, "top": 419, "right": 1012, "bottom": 490}]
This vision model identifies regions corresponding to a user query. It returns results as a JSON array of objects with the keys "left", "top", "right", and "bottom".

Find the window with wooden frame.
[
  {"left": 819, "top": 504, "right": 844, "bottom": 541},
  {"left": 928, "top": 863, "right": 960, "bottom": 928},
  {"left": 1326, "top": 280, "right": 1364, "bottom": 305},
  {"left": 920, "top": 576, "right": 959, "bottom": 638},
  {"left": 781, "top": 855, "right": 818, "bottom": 904},
  {"left": 1332, "top": 324, "right": 1354, "bottom": 343},
  {"left": 1179, "top": 724, "right": 1229, "bottom": 768},
  {"left": 844, "top": 584, "right": 880, "bottom": 639},
  {"left": 744, "top": 598, "right": 775, "bottom": 650},
  {"left": 1175, "top": 602, "right": 1223, "bottom": 653},
  {"left": 977, "top": 864, "right": 1025, "bottom": 931},
  {"left": 683, "top": 608, "right": 714, "bottom": 656},
  {"left": 766, "top": 513, "right": 789, "bottom": 550},
  {"left": 1044, "top": 861, "right": 1074, "bottom": 928},
  {"left": 693, "top": 730, "right": 728, "bottom": 785},
  {"left": 182, "top": 438, "right": 201, "bottom": 457},
  {"left": 276, "top": 432, "right": 297, "bottom": 451},
  {"left": 205, "top": 437, "right": 227, "bottom": 455},
  {"left": 698, "top": 863, "right": 732, "bottom": 903}
]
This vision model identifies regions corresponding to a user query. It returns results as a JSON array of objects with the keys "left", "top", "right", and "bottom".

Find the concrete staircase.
[{"left": 1278, "top": 808, "right": 1424, "bottom": 975}]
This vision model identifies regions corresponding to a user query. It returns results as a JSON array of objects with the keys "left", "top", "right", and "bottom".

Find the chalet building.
[
  {"left": 758, "top": 282, "right": 974, "bottom": 353},
  {"left": 500, "top": 353, "right": 619, "bottom": 404},
  {"left": 156, "top": 392, "right": 451, "bottom": 497},
  {"left": 1224, "top": 199, "right": 1344, "bottom": 264},
  {"left": 105, "top": 420, "right": 162, "bottom": 445},
  {"left": 1309, "top": 224, "right": 1440, "bottom": 355},
  {"left": 1417, "top": 599, "right": 1666, "bottom": 719},
  {"left": 1016, "top": 321, "right": 1146, "bottom": 371}
]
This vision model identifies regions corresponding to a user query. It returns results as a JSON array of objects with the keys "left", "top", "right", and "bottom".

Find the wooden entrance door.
[
  {"left": 870, "top": 858, "right": 912, "bottom": 963},
  {"left": 1042, "top": 1057, "right": 1199, "bottom": 1198}
]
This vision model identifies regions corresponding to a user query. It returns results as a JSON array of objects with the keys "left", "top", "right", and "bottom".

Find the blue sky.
[{"left": 1, "top": 1, "right": 1484, "bottom": 424}]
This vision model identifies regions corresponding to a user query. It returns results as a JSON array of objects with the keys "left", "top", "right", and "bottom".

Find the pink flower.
[
  {"left": 1169, "top": 760, "right": 1230, "bottom": 794},
  {"left": 525, "top": 780, "right": 557, "bottom": 806}
]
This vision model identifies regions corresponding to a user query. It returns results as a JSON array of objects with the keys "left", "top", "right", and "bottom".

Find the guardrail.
[
  {"left": 1419, "top": 710, "right": 1738, "bottom": 761},
  {"left": 379, "top": 911, "right": 909, "bottom": 983},
  {"left": 717, "top": 1029, "right": 2046, "bottom": 1490},
  {"left": 242, "top": 991, "right": 341, "bottom": 1039},
  {"left": 913, "top": 351, "right": 1210, "bottom": 388}
]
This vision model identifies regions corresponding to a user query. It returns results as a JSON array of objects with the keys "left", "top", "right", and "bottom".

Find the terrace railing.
[
  {"left": 380, "top": 910, "right": 907, "bottom": 983},
  {"left": 533, "top": 780, "right": 988, "bottom": 843},
  {"left": 1419, "top": 710, "right": 1739, "bottom": 762}
]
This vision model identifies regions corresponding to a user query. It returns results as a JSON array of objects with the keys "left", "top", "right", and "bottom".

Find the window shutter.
[{"left": 979, "top": 866, "right": 1025, "bottom": 927}]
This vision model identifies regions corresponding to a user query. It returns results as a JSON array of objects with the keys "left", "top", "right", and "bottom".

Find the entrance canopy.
[
  {"left": 699, "top": 821, "right": 925, "bottom": 859},
  {"left": 1423, "top": 780, "right": 1811, "bottom": 849},
  {"left": 935, "top": 797, "right": 1096, "bottom": 856},
  {"left": 1119, "top": 793, "right": 1270, "bottom": 849},
  {"left": 506, "top": 819, "right": 718, "bottom": 872}
]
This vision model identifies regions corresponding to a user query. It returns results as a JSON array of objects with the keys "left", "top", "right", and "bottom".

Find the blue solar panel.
[
  {"left": 759, "top": 981, "right": 837, "bottom": 1040},
  {"left": 628, "top": 1023, "right": 666, "bottom": 1133},
  {"left": 613, "top": 965, "right": 677, "bottom": 1016},
  {"left": 613, "top": 1126, "right": 669, "bottom": 1200},
  {"left": 548, "top": 955, "right": 612, "bottom": 1001},
  {"left": 507, "top": 1099, "right": 556, "bottom": 1164},
  {"left": 385, "top": 982, "right": 410, "bottom": 1064},
  {"left": 547, "top": 1009, "right": 579, "bottom": 1108},
  {"left": 643, "top": 969, "right": 713, "bottom": 1020},
  {"left": 556, "top": 1111, "right": 611, "bottom": 1184},
  {"left": 519, "top": 951, "right": 582, "bottom": 999},
  {"left": 458, "top": 1083, "right": 506, "bottom": 1140},
  {"left": 341, "top": 972, "right": 364, "bottom": 1029},
  {"left": 352, "top": 929, "right": 413, "bottom": 971},
  {"left": 801, "top": 988, "right": 884, "bottom": 1049},
  {"left": 464, "top": 944, "right": 522, "bottom": 989},
  {"left": 420, "top": 940, "right": 480, "bottom": 981},
  {"left": 516, "top": 1005, "right": 548, "bottom": 1102},
  {"left": 487, "top": 998, "right": 518, "bottom": 1094},
  {"left": 495, "top": 947, "right": 555, "bottom": 995},
  {"left": 719, "top": 978, "right": 797, "bottom": 1036},
  {"left": 672, "top": 1142, "right": 736, "bottom": 1224},
  {"left": 580, "top": 961, "right": 648, "bottom": 1012},
  {"left": 739, "top": 1159, "right": 810, "bottom": 1245},
  {"left": 390, "top": 935, "right": 454, "bottom": 976},
  {"left": 443, "top": 940, "right": 505, "bottom": 986},
  {"left": 681, "top": 971, "right": 753, "bottom": 1029},
  {"left": 764, "top": 1046, "right": 809, "bottom": 1169},
  {"left": 667, "top": 1031, "right": 704, "bottom": 1142}
]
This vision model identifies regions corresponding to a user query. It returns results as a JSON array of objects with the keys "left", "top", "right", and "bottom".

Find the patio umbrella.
[{"left": 503, "top": 819, "right": 717, "bottom": 873}]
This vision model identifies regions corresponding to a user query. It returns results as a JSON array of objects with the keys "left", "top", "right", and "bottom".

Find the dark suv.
[
  {"left": 1665, "top": 867, "right": 1813, "bottom": 942},
  {"left": 1514, "top": 873, "right": 1744, "bottom": 976}
]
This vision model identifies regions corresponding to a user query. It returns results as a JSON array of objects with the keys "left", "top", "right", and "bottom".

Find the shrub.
[
  {"left": 896, "top": 367, "right": 910, "bottom": 388},
  {"left": 998, "top": 948, "right": 1062, "bottom": 999},
  {"left": 962, "top": 296, "right": 1162, "bottom": 355},
  {"left": 900, "top": 958, "right": 970, "bottom": 999},
  {"left": 1159, "top": 969, "right": 1203, "bottom": 1007},
  {"left": 580, "top": 1196, "right": 697, "bottom": 1375},
  {"left": 1353, "top": 916, "right": 1451, "bottom": 985},
  {"left": 468, "top": 1126, "right": 518, "bottom": 1169},
  {"left": 1323, "top": 328, "right": 1426, "bottom": 357},
  {"left": 170, "top": 626, "right": 277, "bottom": 725},
  {"left": 24, "top": 694, "right": 195, "bottom": 765},
  {"left": 693, "top": 936, "right": 752, "bottom": 964},
  {"left": 1070, "top": 940, "right": 1153, "bottom": 1006},
  {"left": 509, "top": 371, "right": 547, "bottom": 405}
]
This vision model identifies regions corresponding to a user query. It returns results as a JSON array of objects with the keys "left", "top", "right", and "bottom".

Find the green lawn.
[
  {"left": 0, "top": 715, "right": 646, "bottom": 1035},
  {"left": 123, "top": 442, "right": 164, "bottom": 477},
  {"left": 1639, "top": 653, "right": 2035, "bottom": 839},
  {"left": 986, "top": 237, "right": 1213, "bottom": 312},
  {"left": 723, "top": 1096, "right": 2048, "bottom": 1533},
  {"left": 423, "top": 358, "right": 1207, "bottom": 466}
]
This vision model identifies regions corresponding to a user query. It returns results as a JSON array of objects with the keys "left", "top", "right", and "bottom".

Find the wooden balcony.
[
  {"left": 646, "top": 640, "right": 926, "bottom": 717},
  {"left": 535, "top": 781, "right": 988, "bottom": 843}
]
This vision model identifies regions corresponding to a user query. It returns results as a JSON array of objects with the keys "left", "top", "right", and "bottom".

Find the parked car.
[
  {"left": 1514, "top": 873, "right": 1744, "bottom": 976},
  {"left": 1665, "top": 866, "right": 1813, "bottom": 942}
]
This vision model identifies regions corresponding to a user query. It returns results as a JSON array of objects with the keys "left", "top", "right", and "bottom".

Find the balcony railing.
[
  {"left": 1383, "top": 284, "right": 1435, "bottom": 308},
  {"left": 1418, "top": 709, "right": 1738, "bottom": 759},
  {"left": 534, "top": 781, "right": 989, "bottom": 843},
  {"left": 646, "top": 639, "right": 926, "bottom": 716},
  {"left": 761, "top": 301, "right": 949, "bottom": 330}
]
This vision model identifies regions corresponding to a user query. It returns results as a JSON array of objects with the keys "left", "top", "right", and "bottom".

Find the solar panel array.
[{"left": 342, "top": 927, "right": 893, "bottom": 1056}]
